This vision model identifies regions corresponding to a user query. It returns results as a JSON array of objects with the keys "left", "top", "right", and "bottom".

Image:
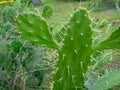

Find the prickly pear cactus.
[
  {"left": 16, "top": 13, "right": 59, "bottom": 49},
  {"left": 53, "top": 8, "right": 93, "bottom": 90},
  {"left": 42, "top": 5, "right": 53, "bottom": 18},
  {"left": 16, "top": 6, "right": 120, "bottom": 90}
]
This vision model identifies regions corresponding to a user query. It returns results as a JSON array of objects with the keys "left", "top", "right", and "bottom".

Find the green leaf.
[
  {"left": 53, "top": 8, "right": 93, "bottom": 90},
  {"left": 105, "top": 24, "right": 113, "bottom": 39},
  {"left": 42, "top": 5, "right": 53, "bottom": 18},
  {"left": 92, "top": 69, "right": 120, "bottom": 90},
  {"left": 92, "top": 52, "right": 112, "bottom": 70},
  {"left": 98, "top": 19, "right": 108, "bottom": 28},
  {"left": 92, "top": 29, "right": 102, "bottom": 49},
  {"left": 16, "top": 13, "right": 59, "bottom": 49},
  {"left": 55, "top": 25, "right": 68, "bottom": 42},
  {"left": 95, "top": 26, "right": 120, "bottom": 50},
  {"left": 85, "top": 72, "right": 99, "bottom": 90}
]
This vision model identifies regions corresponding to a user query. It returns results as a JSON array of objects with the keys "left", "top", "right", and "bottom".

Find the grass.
[
  {"left": 42, "top": 0, "right": 57, "bottom": 3},
  {"left": 41, "top": 1, "right": 120, "bottom": 30}
]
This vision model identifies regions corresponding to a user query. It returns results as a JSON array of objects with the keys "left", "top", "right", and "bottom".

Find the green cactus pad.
[
  {"left": 53, "top": 8, "right": 93, "bottom": 90},
  {"left": 16, "top": 13, "right": 59, "bottom": 49}
]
